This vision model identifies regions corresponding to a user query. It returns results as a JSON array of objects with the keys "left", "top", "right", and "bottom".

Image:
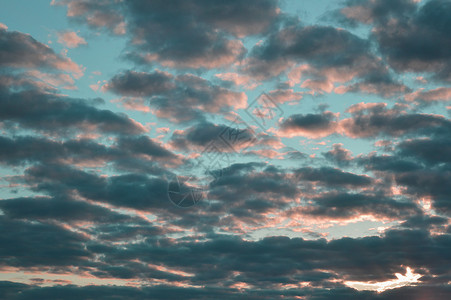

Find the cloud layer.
[{"left": 1, "top": 0, "right": 450, "bottom": 299}]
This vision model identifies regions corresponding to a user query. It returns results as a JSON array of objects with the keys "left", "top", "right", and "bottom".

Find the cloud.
[
  {"left": 276, "top": 102, "right": 450, "bottom": 140},
  {"left": 0, "top": 134, "right": 178, "bottom": 169},
  {"left": 294, "top": 167, "right": 373, "bottom": 187},
  {"left": 170, "top": 121, "right": 255, "bottom": 152},
  {"left": 292, "top": 192, "right": 420, "bottom": 219},
  {"left": 2, "top": 226, "right": 450, "bottom": 298},
  {"left": 0, "top": 216, "right": 89, "bottom": 267},
  {"left": 278, "top": 111, "right": 339, "bottom": 138},
  {"left": 0, "top": 85, "right": 145, "bottom": 135},
  {"left": 243, "top": 23, "right": 403, "bottom": 97},
  {"left": 117, "top": 136, "right": 177, "bottom": 159},
  {"left": 1, "top": 3, "right": 450, "bottom": 298},
  {"left": 23, "top": 163, "right": 171, "bottom": 210},
  {"left": 0, "top": 26, "right": 83, "bottom": 76},
  {"left": 336, "top": 0, "right": 417, "bottom": 26},
  {"left": 341, "top": 102, "right": 450, "bottom": 138},
  {"left": 405, "top": 87, "right": 451, "bottom": 103},
  {"left": 322, "top": 143, "right": 354, "bottom": 167},
  {"left": 215, "top": 72, "right": 259, "bottom": 90},
  {"left": 0, "top": 196, "right": 130, "bottom": 223},
  {"left": 57, "top": 31, "right": 87, "bottom": 48},
  {"left": 106, "top": 70, "right": 247, "bottom": 123},
  {"left": 337, "top": 0, "right": 451, "bottom": 82},
  {"left": 55, "top": 0, "right": 280, "bottom": 69}
]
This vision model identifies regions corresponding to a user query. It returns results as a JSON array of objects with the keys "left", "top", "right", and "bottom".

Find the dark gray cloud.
[
  {"left": 400, "top": 214, "right": 448, "bottom": 230},
  {"left": 106, "top": 70, "right": 175, "bottom": 97},
  {"left": 1, "top": 280, "right": 451, "bottom": 300},
  {"left": 0, "top": 196, "right": 130, "bottom": 223},
  {"left": 376, "top": 0, "right": 451, "bottom": 82},
  {"left": 246, "top": 25, "right": 371, "bottom": 74},
  {"left": 294, "top": 192, "right": 420, "bottom": 219},
  {"left": 1, "top": 227, "right": 449, "bottom": 298},
  {"left": 23, "top": 163, "right": 170, "bottom": 210},
  {"left": 358, "top": 154, "right": 422, "bottom": 173},
  {"left": 334, "top": 0, "right": 417, "bottom": 26},
  {"left": 0, "top": 136, "right": 119, "bottom": 166},
  {"left": 243, "top": 23, "right": 406, "bottom": 97},
  {"left": 395, "top": 168, "right": 451, "bottom": 214},
  {"left": 209, "top": 163, "right": 298, "bottom": 204},
  {"left": 342, "top": 103, "right": 451, "bottom": 138},
  {"left": 0, "top": 86, "right": 144, "bottom": 135},
  {"left": 1, "top": 2, "right": 450, "bottom": 298},
  {"left": 0, "top": 27, "right": 80, "bottom": 72},
  {"left": 0, "top": 216, "right": 89, "bottom": 268},
  {"left": 337, "top": 0, "right": 451, "bottom": 82},
  {"left": 170, "top": 121, "right": 255, "bottom": 152},
  {"left": 116, "top": 135, "right": 176, "bottom": 159},
  {"left": 322, "top": 144, "right": 354, "bottom": 167},
  {"left": 295, "top": 167, "right": 373, "bottom": 187},
  {"left": 398, "top": 138, "right": 451, "bottom": 166},
  {"left": 356, "top": 130, "right": 451, "bottom": 214},
  {"left": 106, "top": 70, "right": 247, "bottom": 123},
  {"left": 56, "top": 0, "right": 280, "bottom": 69},
  {"left": 279, "top": 111, "right": 339, "bottom": 138}
]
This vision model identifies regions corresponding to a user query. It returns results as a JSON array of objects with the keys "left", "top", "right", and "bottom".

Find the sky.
[{"left": 0, "top": 0, "right": 450, "bottom": 299}]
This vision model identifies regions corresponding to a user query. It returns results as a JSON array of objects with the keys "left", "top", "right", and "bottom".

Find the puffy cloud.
[
  {"left": 215, "top": 72, "right": 259, "bottom": 90},
  {"left": 337, "top": 0, "right": 451, "bottom": 82},
  {"left": 405, "top": 87, "right": 451, "bottom": 103},
  {"left": 341, "top": 102, "right": 450, "bottom": 138},
  {"left": 106, "top": 70, "right": 247, "bottom": 123},
  {"left": 0, "top": 86, "right": 145, "bottom": 135},
  {"left": 337, "top": 0, "right": 417, "bottom": 26},
  {"left": 292, "top": 192, "right": 420, "bottom": 219},
  {"left": 55, "top": 0, "right": 280, "bottom": 69},
  {"left": 0, "top": 216, "right": 89, "bottom": 267},
  {"left": 294, "top": 167, "right": 373, "bottom": 187},
  {"left": 322, "top": 143, "right": 354, "bottom": 167},
  {"left": 57, "top": 31, "right": 87, "bottom": 48},
  {"left": 106, "top": 70, "right": 175, "bottom": 97},
  {"left": 0, "top": 134, "right": 179, "bottom": 170},
  {"left": 278, "top": 103, "right": 451, "bottom": 140},
  {"left": 0, "top": 196, "right": 131, "bottom": 223},
  {"left": 1, "top": 2, "right": 451, "bottom": 298},
  {"left": 0, "top": 26, "right": 83, "bottom": 76},
  {"left": 170, "top": 121, "right": 255, "bottom": 152},
  {"left": 278, "top": 111, "right": 339, "bottom": 138},
  {"left": 23, "top": 163, "right": 170, "bottom": 210},
  {"left": 2, "top": 225, "right": 451, "bottom": 298},
  {"left": 243, "top": 23, "right": 404, "bottom": 97}
]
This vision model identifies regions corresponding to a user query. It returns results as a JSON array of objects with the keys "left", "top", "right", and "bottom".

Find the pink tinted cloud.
[
  {"left": 112, "top": 97, "right": 151, "bottom": 113},
  {"left": 340, "top": 5, "right": 374, "bottom": 24},
  {"left": 55, "top": 0, "right": 126, "bottom": 35},
  {"left": 57, "top": 31, "right": 87, "bottom": 48},
  {"left": 214, "top": 90, "right": 248, "bottom": 110},
  {"left": 27, "top": 70, "right": 76, "bottom": 90},
  {"left": 301, "top": 79, "right": 334, "bottom": 94},
  {"left": 345, "top": 102, "right": 387, "bottom": 114},
  {"left": 275, "top": 124, "right": 339, "bottom": 139},
  {"left": 215, "top": 72, "right": 259, "bottom": 89},
  {"left": 268, "top": 89, "right": 303, "bottom": 104},
  {"left": 53, "top": 55, "right": 84, "bottom": 78},
  {"left": 245, "top": 149, "right": 283, "bottom": 159},
  {"left": 287, "top": 64, "right": 361, "bottom": 94},
  {"left": 405, "top": 87, "right": 451, "bottom": 102}
]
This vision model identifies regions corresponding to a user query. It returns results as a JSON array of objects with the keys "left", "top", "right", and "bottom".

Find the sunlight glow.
[{"left": 345, "top": 267, "right": 422, "bottom": 292}]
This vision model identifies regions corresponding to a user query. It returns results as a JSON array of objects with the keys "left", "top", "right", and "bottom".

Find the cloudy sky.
[{"left": 0, "top": 0, "right": 450, "bottom": 299}]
